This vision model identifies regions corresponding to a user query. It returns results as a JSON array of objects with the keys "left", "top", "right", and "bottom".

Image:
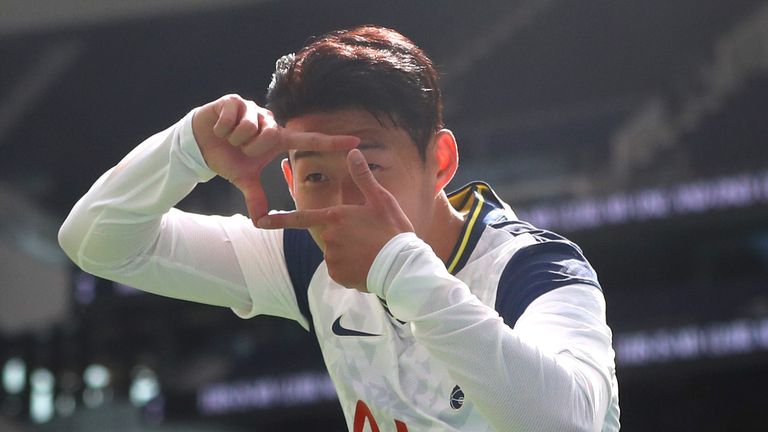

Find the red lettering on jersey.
[
  {"left": 352, "top": 399, "right": 410, "bottom": 432},
  {"left": 353, "top": 400, "right": 380, "bottom": 432},
  {"left": 395, "top": 419, "right": 409, "bottom": 432}
]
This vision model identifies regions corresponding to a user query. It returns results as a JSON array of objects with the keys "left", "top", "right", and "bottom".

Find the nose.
[{"left": 340, "top": 178, "right": 366, "bottom": 206}]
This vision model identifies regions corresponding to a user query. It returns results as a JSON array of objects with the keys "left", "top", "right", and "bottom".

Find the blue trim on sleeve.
[
  {"left": 492, "top": 221, "right": 601, "bottom": 328},
  {"left": 283, "top": 229, "right": 323, "bottom": 332}
]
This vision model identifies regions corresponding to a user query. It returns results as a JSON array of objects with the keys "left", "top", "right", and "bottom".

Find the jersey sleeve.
[
  {"left": 367, "top": 232, "right": 617, "bottom": 432},
  {"left": 58, "top": 110, "right": 307, "bottom": 328},
  {"left": 494, "top": 238, "right": 601, "bottom": 328}
]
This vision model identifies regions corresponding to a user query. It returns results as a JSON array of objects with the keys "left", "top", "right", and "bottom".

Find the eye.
[
  {"left": 304, "top": 172, "right": 329, "bottom": 183},
  {"left": 367, "top": 163, "right": 382, "bottom": 172}
]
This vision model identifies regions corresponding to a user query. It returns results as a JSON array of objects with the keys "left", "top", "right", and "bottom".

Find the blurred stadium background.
[{"left": 2, "top": 0, "right": 768, "bottom": 430}]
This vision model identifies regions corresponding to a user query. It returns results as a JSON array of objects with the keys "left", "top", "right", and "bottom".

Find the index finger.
[
  {"left": 256, "top": 208, "right": 332, "bottom": 230},
  {"left": 278, "top": 128, "right": 360, "bottom": 153},
  {"left": 347, "top": 149, "right": 386, "bottom": 201}
]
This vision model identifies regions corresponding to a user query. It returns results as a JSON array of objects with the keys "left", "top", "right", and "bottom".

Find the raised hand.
[
  {"left": 256, "top": 149, "right": 415, "bottom": 292},
  {"left": 191, "top": 94, "right": 360, "bottom": 221}
]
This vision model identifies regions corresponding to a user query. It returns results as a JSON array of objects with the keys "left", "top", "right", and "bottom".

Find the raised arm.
[{"left": 59, "top": 95, "right": 358, "bottom": 321}]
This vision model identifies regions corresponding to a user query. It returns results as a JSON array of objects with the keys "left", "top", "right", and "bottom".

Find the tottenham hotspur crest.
[{"left": 450, "top": 385, "right": 464, "bottom": 410}]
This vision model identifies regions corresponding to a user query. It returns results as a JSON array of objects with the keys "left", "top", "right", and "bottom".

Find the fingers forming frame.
[
  {"left": 347, "top": 149, "right": 388, "bottom": 204},
  {"left": 212, "top": 95, "right": 359, "bottom": 153},
  {"left": 280, "top": 129, "right": 361, "bottom": 153},
  {"left": 257, "top": 208, "right": 334, "bottom": 230},
  {"left": 256, "top": 150, "right": 391, "bottom": 230},
  {"left": 218, "top": 100, "right": 359, "bottom": 157}
]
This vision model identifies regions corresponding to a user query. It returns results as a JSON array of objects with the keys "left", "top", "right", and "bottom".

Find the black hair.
[{"left": 266, "top": 25, "right": 443, "bottom": 159}]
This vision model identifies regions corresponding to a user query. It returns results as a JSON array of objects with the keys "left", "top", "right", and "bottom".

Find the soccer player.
[{"left": 59, "top": 25, "right": 620, "bottom": 431}]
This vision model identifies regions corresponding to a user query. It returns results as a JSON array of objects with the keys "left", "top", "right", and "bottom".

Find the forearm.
[
  {"left": 368, "top": 233, "right": 612, "bottom": 432},
  {"left": 59, "top": 109, "right": 214, "bottom": 267},
  {"left": 57, "top": 110, "right": 255, "bottom": 308},
  {"left": 58, "top": 108, "right": 313, "bottom": 322}
]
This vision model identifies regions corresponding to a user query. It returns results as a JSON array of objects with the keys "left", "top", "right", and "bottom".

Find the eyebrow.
[{"left": 292, "top": 140, "right": 387, "bottom": 161}]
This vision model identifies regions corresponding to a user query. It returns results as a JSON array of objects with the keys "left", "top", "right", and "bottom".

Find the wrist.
[
  {"left": 366, "top": 232, "right": 426, "bottom": 299},
  {"left": 180, "top": 108, "right": 217, "bottom": 182}
]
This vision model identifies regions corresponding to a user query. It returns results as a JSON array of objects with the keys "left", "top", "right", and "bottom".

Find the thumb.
[
  {"left": 238, "top": 181, "right": 269, "bottom": 225},
  {"left": 347, "top": 149, "right": 384, "bottom": 202}
]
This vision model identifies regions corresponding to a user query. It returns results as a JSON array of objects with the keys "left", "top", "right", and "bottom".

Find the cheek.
[
  {"left": 294, "top": 187, "right": 334, "bottom": 211},
  {"left": 388, "top": 181, "right": 432, "bottom": 229}
]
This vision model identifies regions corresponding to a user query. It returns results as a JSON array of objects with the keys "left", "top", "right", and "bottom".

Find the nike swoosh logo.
[{"left": 331, "top": 315, "right": 381, "bottom": 337}]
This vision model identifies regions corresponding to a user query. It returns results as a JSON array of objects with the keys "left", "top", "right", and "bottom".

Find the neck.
[{"left": 422, "top": 192, "right": 466, "bottom": 265}]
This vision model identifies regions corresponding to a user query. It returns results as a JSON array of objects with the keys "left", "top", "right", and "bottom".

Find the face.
[{"left": 283, "top": 109, "right": 438, "bottom": 249}]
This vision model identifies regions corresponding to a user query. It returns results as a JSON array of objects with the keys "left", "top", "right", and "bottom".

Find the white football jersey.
[
  {"left": 60, "top": 111, "right": 620, "bottom": 431},
  {"left": 277, "top": 183, "right": 620, "bottom": 431}
]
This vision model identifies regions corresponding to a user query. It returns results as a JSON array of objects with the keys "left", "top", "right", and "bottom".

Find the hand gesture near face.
[
  {"left": 257, "top": 149, "right": 415, "bottom": 292},
  {"left": 192, "top": 94, "right": 360, "bottom": 221}
]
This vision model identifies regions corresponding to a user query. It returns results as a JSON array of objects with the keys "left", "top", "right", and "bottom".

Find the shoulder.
[
  {"left": 485, "top": 220, "right": 602, "bottom": 328},
  {"left": 221, "top": 221, "right": 323, "bottom": 328}
]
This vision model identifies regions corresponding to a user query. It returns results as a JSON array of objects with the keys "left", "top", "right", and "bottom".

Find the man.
[{"left": 60, "top": 25, "right": 620, "bottom": 431}]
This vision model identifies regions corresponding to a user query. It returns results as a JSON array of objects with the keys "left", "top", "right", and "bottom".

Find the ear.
[
  {"left": 281, "top": 157, "right": 296, "bottom": 199},
  {"left": 430, "top": 129, "right": 459, "bottom": 195}
]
